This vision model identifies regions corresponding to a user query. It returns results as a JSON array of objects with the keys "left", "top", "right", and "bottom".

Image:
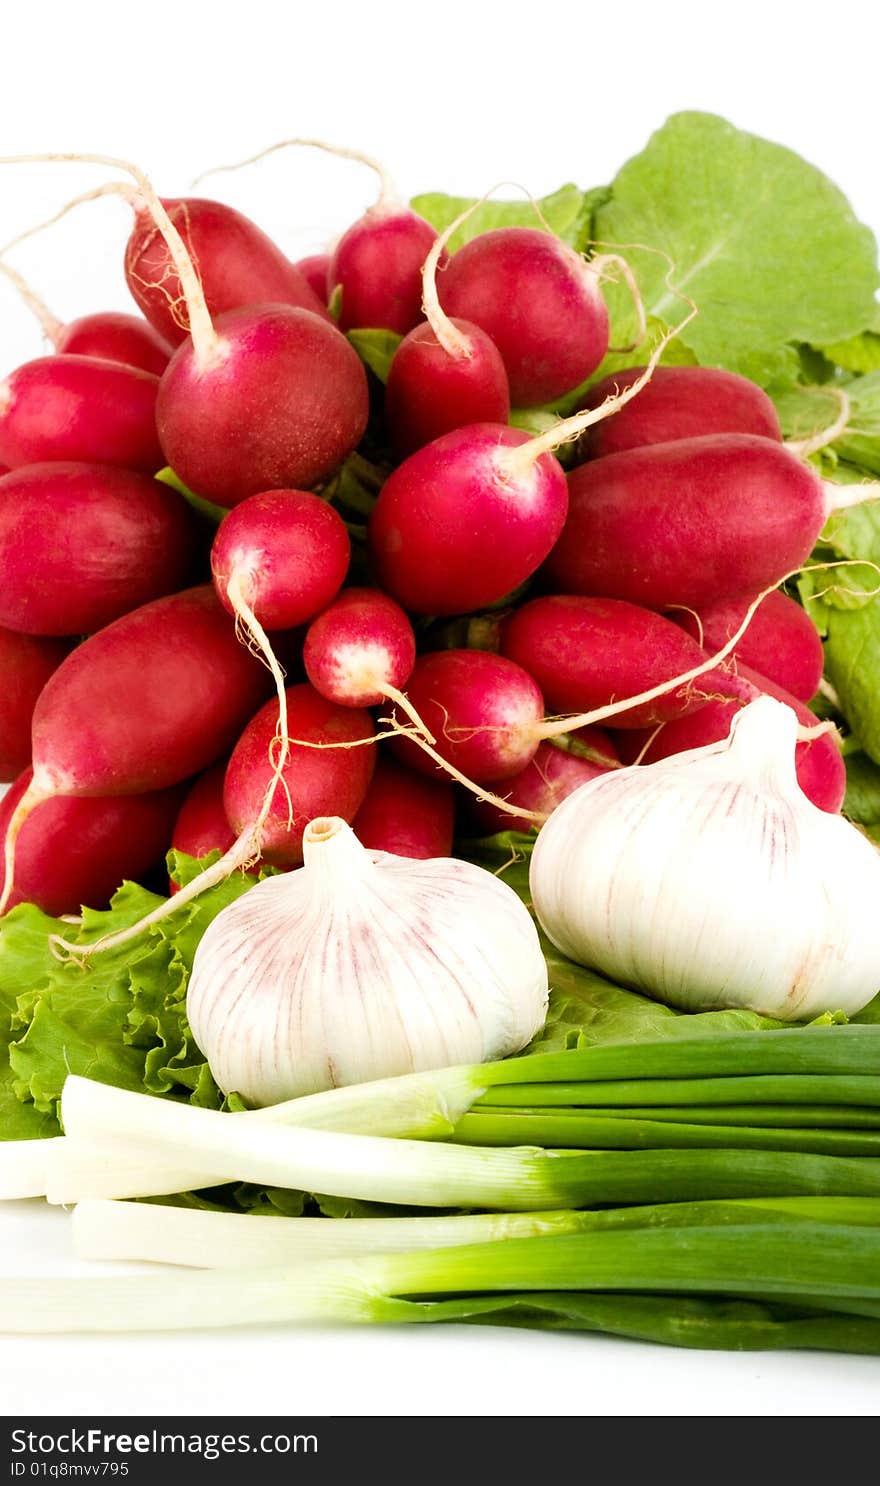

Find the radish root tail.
[
  {"left": 192, "top": 138, "right": 397, "bottom": 215},
  {"left": 0, "top": 781, "right": 51, "bottom": 918}
]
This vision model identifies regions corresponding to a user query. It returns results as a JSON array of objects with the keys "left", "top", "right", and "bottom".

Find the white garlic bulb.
[
  {"left": 188, "top": 816, "right": 548, "bottom": 1105},
  {"left": 530, "top": 696, "right": 880, "bottom": 1020}
]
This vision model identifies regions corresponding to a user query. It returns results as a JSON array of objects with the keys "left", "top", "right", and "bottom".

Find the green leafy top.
[
  {"left": 411, "top": 183, "right": 591, "bottom": 253},
  {"left": 594, "top": 112, "right": 879, "bottom": 387}
]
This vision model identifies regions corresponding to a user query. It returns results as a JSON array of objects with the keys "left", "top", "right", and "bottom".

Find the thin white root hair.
[{"left": 192, "top": 137, "right": 397, "bottom": 215}]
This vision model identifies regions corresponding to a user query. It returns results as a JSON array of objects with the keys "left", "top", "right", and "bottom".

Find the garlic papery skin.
[
  {"left": 530, "top": 696, "right": 880, "bottom": 1021},
  {"left": 187, "top": 816, "right": 548, "bottom": 1105}
]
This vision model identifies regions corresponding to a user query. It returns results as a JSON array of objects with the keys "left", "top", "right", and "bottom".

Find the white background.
[{"left": 2, "top": 0, "right": 880, "bottom": 1418}]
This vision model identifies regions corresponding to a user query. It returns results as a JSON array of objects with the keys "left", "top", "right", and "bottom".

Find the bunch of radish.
[{"left": 0, "top": 142, "right": 849, "bottom": 941}]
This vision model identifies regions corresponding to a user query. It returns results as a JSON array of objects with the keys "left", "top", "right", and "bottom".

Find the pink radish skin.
[
  {"left": 303, "top": 589, "right": 416, "bottom": 706},
  {"left": 369, "top": 424, "right": 569, "bottom": 616},
  {"left": 169, "top": 761, "right": 236, "bottom": 894},
  {"left": 224, "top": 684, "right": 375, "bottom": 865},
  {"left": 156, "top": 304, "right": 369, "bottom": 508},
  {"left": 56, "top": 312, "right": 173, "bottom": 375},
  {"left": 673, "top": 590, "right": 824, "bottom": 703},
  {"left": 0, "top": 464, "right": 196, "bottom": 636},
  {"left": 547, "top": 435, "right": 827, "bottom": 610},
  {"left": 385, "top": 318, "right": 511, "bottom": 459},
  {"left": 582, "top": 366, "right": 783, "bottom": 458},
  {"left": 124, "top": 197, "right": 329, "bottom": 346},
  {"left": 212, "top": 490, "right": 350, "bottom": 630},
  {"left": 0, "top": 355, "right": 162, "bottom": 472},
  {"left": 353, "top": 758, "right": 455, "bottom": 858},
  {"left": 0, "top": 767, "right": 183, "bottom": 917},
  {"left": 29, "top": 586, "right": 271, "bottom": 802},
  {"left": 328, "top": 207, "right": 440, "bottom": 334},
  {"left": 294, "top": 253, "right": 331, "bottom": 303},
  {"left": 615, "top": 663, "right": 845, "bottom": 813},
  {"left": 471, "top": 734, "right": 619, "bottom": 835},
  {"left": 391, "top": 650, "right": 545, "bottom": 784},
  {"left": 0, "top": 628, "right": 69, "bottom": 781},
  {"left": 500, "top": 596, "right": 718, "bottom": 728},
  {"left": 437, "top": 227, "right": 609, "bottom": 405}
]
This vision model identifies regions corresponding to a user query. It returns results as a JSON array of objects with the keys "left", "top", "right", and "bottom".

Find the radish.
[
  {"left": 0, "top": 585, "right": 270, "bottom": 917},
  {"left": 615, "top": 664, "right": 845, "bottom": 814},
  {"left": 294, "top": 254, "right": 330, "bottom": 303},
  {"left": 0, "top": 464, "right": 196, "bottom": 636},
  {"left": 384, "top": 214, "right": 510, "bottom": 458},
  {"left": 329, "top": 194, "right": 439, "bottom": 334},
  {"left": 582, "top": 366, "right": 783, "bottom": 458},
  {"left": 0, "top": 156, "right": 369, "bottom": 507},
  {"left": 470, "top": 734, "right": 619, "bottom": 835},
  {"left": 0, "top": 628, "right": 69, "bottom": 781},
  {"left": 435, "top": 226, "right": 613, "bottom": 404},
  {"left": 0, "top": 768, "right": 182, "bottom": 917},
  {"left": 0, "top": 355, "right": 162, "bottom": 471},
  {"left": 352, "top": 758, "right": 455, "bottom": 858},
  {"left": 124, "top": 196, "right": 328, "bottom": 345},
  {"left": 169, "top": 761, "right": 236, "bottom": 894},
  {"left": 157, "top": 300, "right": 369, "bottom": 507},
  {"left": 545, "top": 434, "right": 850, "bottom": 609},
  {"left": 223, "top": 684, "right": 376, "bottom": 866},
  {"left": 56, "top": 314, "right": 172, "bottom": 374},
  {"left": 302, "top": 587, "right": 419, "bottom": 723},
  {"left": 192, "top": 136, "right": 436, "bottom": 334},
  {"left": 0, "top": 256, "right": 173, "bottom": 373},
  {"left": 390, "top": 650, "right": 546, "bottom": 785},
  {"left": 212, "top": 491, "right": 350, "bottom": 633},
  {"left": 211, "top": 488, "right": 351, "bottom": 805},
  {"left": 369, "top": 324, "right": 684, "bottom": 617},
  {"left": 673, "top": 590, "right": 824, "bottom": 703},
  {"left": 500, "top": 596, "right": 719, "bottom": 728}
]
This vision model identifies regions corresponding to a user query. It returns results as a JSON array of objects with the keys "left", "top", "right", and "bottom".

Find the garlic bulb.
[
  {"left": 530, "top": 696, "right": 880, "bottom": 1020},
  {"left": 188, "top": 816, "right": 548, "bottom": 1105}
]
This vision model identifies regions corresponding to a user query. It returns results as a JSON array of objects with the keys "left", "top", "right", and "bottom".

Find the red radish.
[
  {"left": 0, "top": 156, "right": 369, "bottom": 509},
  {"left": 329, "top": 207, "right": 439, "bottom": 334},
  {"left": 223, "top": 684, "right": 375, "bottom": 866},
  {"left": 436, "top": 227, "right": 610, "bottom": 404},
  {"left": 353, "top": 758, "right": 455, "bottom": 858},
  {"left": 391, "top": 650, "right": 545, "bottom": 784},
  {"left": 124, "top": 196, "right": 328, "bottom": 345},
  {"left": 384, "top": 217, "right": 510, "bottom": 458},
  {"left": 385, "top": 320, "right": 510, "bottom": 459},
  {"left": 192, "top": 137, "right": 436, "bottom": 334},
  {"left": 582, "top": 366, "right": 783, "bottom": 458},
  {"left": 295, "top": 253, "right": 330, "bottom": 303},
  {"left": 546, "top": 435, "right": 832, "bottom": 609},
  {"left": 0, "top": 767, "right": 182, "bottom": 917},
  {"left": 0, "top": 355, "right": 162, "bottom": 471},
  {"left": 169, "top": 761, "right": 236, "bottom": 893},
  {"left": 0, "top": 628, "right": 69, "bottom": 781},
  {"left": 673, "top": 590, "right": 824, "bottom": 703},
  {"left": 369, "top": 424, "right": 569, "bottom": 615},
  {"left": 157, "top": 302, "right": 369, "bottom": 507},
  {"left": 0, "top": 463, "right": 196, "bottom": 636},
  {"left": 56, "top": 313, "right": 173, "bottom": 374},
  {"left": 370, "top": 328, "right": 682, "bottom": 617},
  {"left": 500, "top": 596, "right": 718, "bottom": 728},
  {"left": 0, "top": 585, "right": 270, "bottom": 917},
  {"left": 303, "top": 588, "right": 416, "bottom": 707},
  {"left": 211, "top": 488, "right": 351, "bottom": 805},
  {"left": 616, "top": 663, "right": 845, "bottom": 813},
  {"left": 212, "top": 491, "right": 350, "bottom": 632},
  {"left": 470, "top": 734, "right": 619, "bottom": 835}
]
